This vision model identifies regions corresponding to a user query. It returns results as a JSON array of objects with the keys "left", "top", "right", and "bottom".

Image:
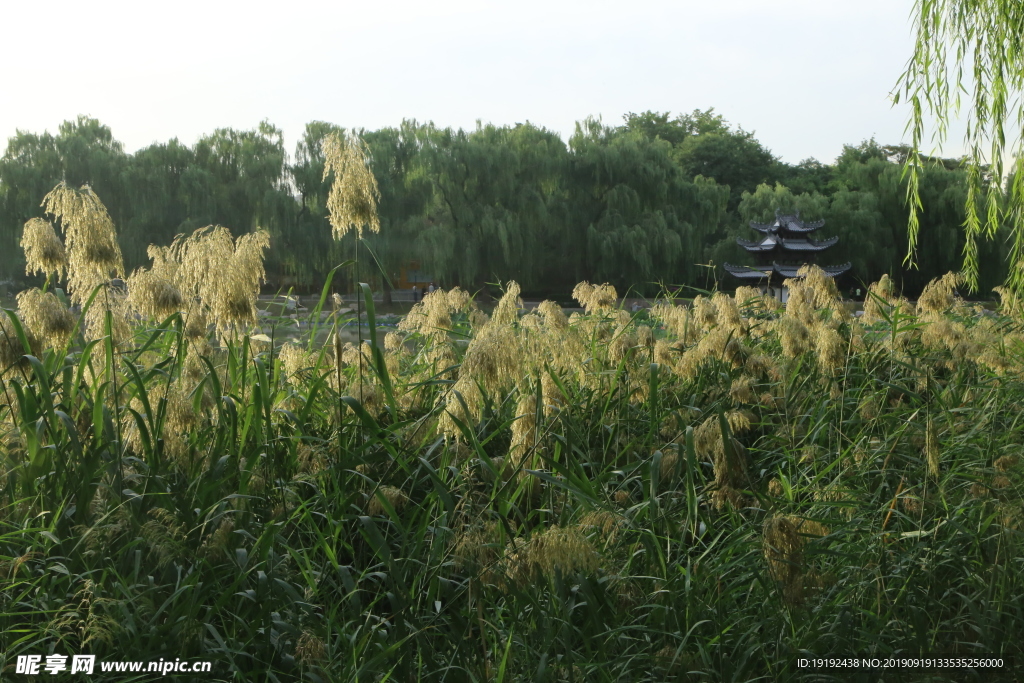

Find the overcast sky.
[{"left": 1, "top": 0, "right": 930, "bottom": 166}]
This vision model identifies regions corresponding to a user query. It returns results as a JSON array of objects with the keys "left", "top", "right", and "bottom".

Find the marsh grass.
[{"left": 1, "top": 197, "right": 1024, "bottom": 680}]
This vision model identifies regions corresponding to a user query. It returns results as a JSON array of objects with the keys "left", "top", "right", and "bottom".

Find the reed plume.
[
  {"left": 763, "top": 515, "right": 830, "bottom": 604},
  {"left": 126, "top": 246, "right": 184, "bottom": 320},
  {"left": 0, "top": 312, "right": 38, "bottom": 372},
  {"left": 862, "top": 274, "right": 897, "bottom": 324},
  {"left": 170, "top": 226, "right": 270, "bottom": 340},
  {"left": 322, "top": 131, "right": 380, "bottom": 240},
  {"left": 505, "top": 525, "right": 600, "bottom": 586},
  {"left": 572, "top": 282, "right": 617, "bottom": 315},
  {"left": 917, "top": 272, "right": 962, "bottom": 316},
  {"left": 21, "top": 218, "right": 67, "bottom": 280},
  {"left": 41, "top": 183, "right": 124, "bottom": 306},
  {"left": 491, "top": 281, "right": 523, "bottom": 327},
  {"left": 508, "top": 391, "right": 539, "bottom": 471},
  {"left": 17, "top": 288, "right": 75, "bottom": 350}
]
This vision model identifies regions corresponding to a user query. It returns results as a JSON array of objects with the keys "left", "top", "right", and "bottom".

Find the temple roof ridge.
[
  {"left": 723, "top": 261, "right": 851, "bottom": 280},
  {"left": 737, "top": 234, "right": 839, "bottom": 252},
  {"left": 749, "top": 208, "right": 827, "bottom": 234}
]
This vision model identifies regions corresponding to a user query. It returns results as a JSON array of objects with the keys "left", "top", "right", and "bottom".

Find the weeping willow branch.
[{"left": 897, "top": 0, "right": 1024, "bottom": 294}]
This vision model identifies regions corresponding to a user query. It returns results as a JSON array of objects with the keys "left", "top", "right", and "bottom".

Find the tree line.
[{"left": 0, "top": 112, "right": 1008, "bottom": 299}]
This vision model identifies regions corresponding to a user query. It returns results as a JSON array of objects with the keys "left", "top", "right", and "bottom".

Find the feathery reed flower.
[
  {"left": 170, "top": 226, "right": 270, "bottom": 340},
  {"left": 578, "top": 510, "right": 623, "bottom": 545},
  {"left": 367, "top": 486, "right": 408, "bottom": 516},
  {"left": 506, "top": 525, "right": 600, "bottom": 585},
  {"left": 730, "top": 376, "right": 755, "bottom": 404},
  {"left": 925, "top": 417, "right": 940, "bottom": 478},
  {"left": 797, "top": 264, "right": 845, "bottom": 316},
  {"left": 82, "top": 287, "right": 132, "bottom": 345},
  {"left": 0, "top": 311, "right": 39, "bottom": 372},
  {"left": 41, "top": 183, "right": 124, "bottom": 306},
  {"left": 537, "top": 300, "right": 569, "bottom": 331},
  {"left": 861, "top": 274, "right": 897, "bottom": 323},
  {"left": 764, "top": 515, "right": 803, "bottom": 584},
  {"left": 491, "top": 281, "right": 523, "bottom": 327},
  {"left": 572, "top": 282, "right": 617, "bottom": 314},
  {"left": 140, "top": 508, "right": 186, "bottom": 570},
  {"left": 735, "top": 285, "right": 781, "bottom": 315},
  {"left": 126, "top": 246, "right": 183, "bottom": 320},
  {"left": 453, "top": 521, "right": 503, "bottom": 574},
  {"left": 813, "top": 325, "right": 846, "bottom": 372},
  {"left": 508, "top": 391, "right": 540, "bottom": 470},
  {"left": 656, "top": 448, "right": 680, "bottom": 481},
  {"left": 712, "top": 292, "right": 746, "bottom": 335},
  {"left": 917, "top": 272, "right": 962, "bottom": 316},
  {"left": 322, "top": 131, "right": 380, "bottom": 239},
  {"left": 763, "top": 515, "right": 828, "bottom": 603},
  {"left": 295, "top": 631, "right": 327, "bottom": 665},
  {"left": 691, "top": 295, "right": 718, "bottom": 331},
  {"left": 17, "top": 288, "right": 75, "bottom": 350},
  {"left": 21, "top": 218, "right": 67, "bottom": 280},
  {"left": 650, "top": 301, "right": 692, "bottom": 342},
  {"left": 777, "top": 316, "right": 810, "bottom": 358},
  {"left": 995, "top": 455, "right": 1019, "bottom": 472},
  {"left": 279, "top": 343, "right": 310, "bottom": 386}
]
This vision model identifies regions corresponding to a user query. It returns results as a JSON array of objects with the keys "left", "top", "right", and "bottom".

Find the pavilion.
[{"left": 723, "top": 209, "right": 850, "bottom": 303}]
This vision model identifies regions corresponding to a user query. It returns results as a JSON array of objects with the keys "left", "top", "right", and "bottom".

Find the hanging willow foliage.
[
  {"left": 897, "top": 0, "right": 1024, "bottom": 294},
  {"left": 40, "top": 183, "right": 124, "bottom": 305},
  {"left": 322, "top": 131, "right": 380, "bottom": 240}
]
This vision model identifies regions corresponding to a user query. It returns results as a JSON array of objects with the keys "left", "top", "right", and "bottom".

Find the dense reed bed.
[{"left": 2, "top": 187, "right": 1024, "bottom": 682}]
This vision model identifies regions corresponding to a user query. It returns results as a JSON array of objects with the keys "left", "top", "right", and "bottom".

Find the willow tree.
[
  {"left": 898, "top": 0, "right": 1024, "bottom": 295},
  {"left": 568, "top": 118, "right": 728, "bottom": 293}
]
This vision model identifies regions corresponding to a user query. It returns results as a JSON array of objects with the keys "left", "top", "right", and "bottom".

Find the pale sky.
[{"left": 0, "top": 0, "right": 928, "bottom": 166}]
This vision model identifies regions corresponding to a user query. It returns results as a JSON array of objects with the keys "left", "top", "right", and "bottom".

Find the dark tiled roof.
[
  {"left": 723, "top": 262, "right": 852, "bottom": 280},
  {"left": 749, "top": 209, "right": 826, "bottom": 234},
  {"left": 772, "top": 262, "right": 851, "bottom": 278},
  {"left": 779, "top": 235, "right": 838, "bottom": 250},
  {"left": 723, "top": 263, "right": 773, "bottom": 279},
  {"left": 737, "top": 235, "right": 839, "bottom": 252}
]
